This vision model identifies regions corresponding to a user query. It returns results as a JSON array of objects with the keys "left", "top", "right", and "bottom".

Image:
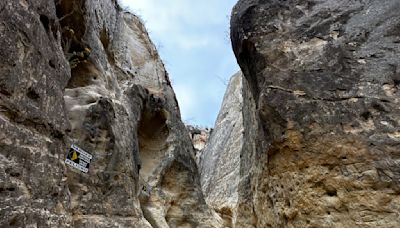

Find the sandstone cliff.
[
  {"left": 0, "top": 0, "right": 221, "bottom": 227},
  {"left": 225, "top": 0, "right": 400, "bottom": 227}
]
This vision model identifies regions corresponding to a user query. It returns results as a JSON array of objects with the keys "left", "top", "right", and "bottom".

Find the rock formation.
[
  {"left": 187, "top": 126, "right": 212, "bottom": 152},
  {"left": 223, "top": 0, "right": 400, "bottom": 227},
  {"left": 199, "top": 71, "right": 259, "bottom": 227},
  {"left": 187, "top": 125, "right": 212, "bottom": 164},
  {"left": 0, "top": 0, "right": 221, "bottom": 227},
  {"left": 2, "top": 0, "right": 400, "bottom": 227}
]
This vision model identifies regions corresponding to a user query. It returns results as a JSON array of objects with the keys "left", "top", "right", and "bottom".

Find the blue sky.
[{"left": 119, "top": 0, "right": 240, "bottom": 127}]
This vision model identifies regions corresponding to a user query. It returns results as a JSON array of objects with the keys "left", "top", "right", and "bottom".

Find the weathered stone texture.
[
  {"left": 186, "top": 125, "right": 212, "bottom": 168},
  {"left": 230, "top": 0, "right": 400, "bottom": 227},
  {"left": 199, "top": 71, "right": 258, "bottom": 227},
  {"left": 1, "top": 0, "right": 222, "bottom": 227},
  {"left": 5, "top": 0, "right": 399, "bottom": 227},
  {"left": 200, "top": 72, "right": 243, "bottom": 227},
  {"left": 0, "top": 0, "right": 72, "bottom": 226},
  {"left": 187, "top": 125, "right": 212, "bottom": 152}
]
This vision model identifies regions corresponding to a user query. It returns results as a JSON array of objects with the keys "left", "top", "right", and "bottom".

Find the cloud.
[
  {"left": 173, "top": 83, "right": 197, "bottom": 123},
  {"left": 122, "top": 0, "right": 230, "bottom": 28},
  {"left": 165, "top": 33, "right": 214, "bottom": 50},
  {"left": 119, "top": 0, "right": 240, "bottom": 126},
  {"left": 120, "top": 0, "right": 233, "bottom": 49}
]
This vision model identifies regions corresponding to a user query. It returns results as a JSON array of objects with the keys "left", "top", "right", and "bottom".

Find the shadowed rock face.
[
  {"left": 0, "top": 0, "right": 222, "bottom": 227},
  {"left": 230, "top": 0, "right": 400, "bottom": 227}
]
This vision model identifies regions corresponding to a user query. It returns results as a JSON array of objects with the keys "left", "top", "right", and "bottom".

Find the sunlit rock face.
[
  {"left": 187, "top": 125, "right": 212, "bottom": 165},
  {"left": 0, "top": 0, "right": 222, "bottom": 227},
  {"left": 229, "top": 0, "right": 400, "bottom": 227},
  {"left": 187, "top": 125, "right": 212, "bottom": 152},
  {"left": 199, "top": 71, "right": 258, "bottom": 227}
]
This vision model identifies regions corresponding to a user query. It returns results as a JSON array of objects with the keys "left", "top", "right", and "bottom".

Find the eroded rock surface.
[
  {"left": 200, "top": 73, "right": 243, "bottom": 227},
  {"left": 229, "top": 0, "right": 400, "bottom": 227},
  {"left": 199, "top": 71, "right": 258, "bottom": 227},
  {"left": 187, "top": 125, "right": 212, "bottom": 152},
  {"left": 4, "top": 0, "right": 399, "bottom": 227},
  {"left": 0, "top": 0, "right": 222, "bottom": 227},
  {"left": 187, "top": 125, "right": 212, "bottom": 165}
]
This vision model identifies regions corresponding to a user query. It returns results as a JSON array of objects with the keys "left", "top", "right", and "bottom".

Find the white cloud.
[
  {"left": 121, "top": 0, "right": 230, "bottom": 27},
  {"left": 172, "top": 34, "right": 213, "bottom": 50},
  {"left": 118, "top": 0, "right": 239, "bottom": 126},
  {"left": 119, "top": 0, "right": 231, "bottom": 50},
  {"left": 173, "top": 83, "right": 197, "bottom": 122}
]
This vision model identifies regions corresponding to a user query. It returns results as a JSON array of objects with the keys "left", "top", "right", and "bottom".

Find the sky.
[{"left": 119, "top": 0, "right": 240, "bottom": 127}]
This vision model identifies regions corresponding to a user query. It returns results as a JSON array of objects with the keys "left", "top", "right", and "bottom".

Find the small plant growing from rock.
[
  {"left": 66, "top": 47, "right": 91, "bottom": 69},
  {"left": 56, "top": 0, "right": 91, "bottom": 69}
]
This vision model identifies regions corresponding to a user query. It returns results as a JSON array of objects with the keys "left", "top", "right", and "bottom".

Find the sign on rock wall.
[{"left": 65, "top": 144, "right": 93, "bottom": 173}]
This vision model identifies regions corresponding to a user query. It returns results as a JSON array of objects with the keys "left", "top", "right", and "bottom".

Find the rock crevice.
[{"left": 2, "top": 0, "right": 400, "bottom": 227}]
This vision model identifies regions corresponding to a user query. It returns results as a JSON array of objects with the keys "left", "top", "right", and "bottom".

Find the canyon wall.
[
  {"left": 199, "top": 71, "right": 259, "bottom": 227},
  {"left": 227, "top": 0, "right": 400, "bottom": 227},
  {"left": 2, "top": 0, "right": 400, "bottom": 227},
  {"left": 0, "top": 0, "right": 221, "bottom": 227}
]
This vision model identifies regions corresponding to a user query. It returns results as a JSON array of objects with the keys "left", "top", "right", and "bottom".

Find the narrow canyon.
[{"left": 1, "top": 0, "right": 399, "bottom": 227}]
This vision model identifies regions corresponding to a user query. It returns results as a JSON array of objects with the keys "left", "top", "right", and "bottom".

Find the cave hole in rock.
[
  {"left": 360, "top": 111, "right": 372, "bottom": 120},
  {"left": 39, "top": 13, "right": 58, "bottom": 38},
  {"left": 48, "top": 60, "right": 56, "bottom": 69},
  {"left": 372, "top": 102, "right": 387, "bottom": 112},
  {"left": 39, "top": 14, "right": 50, "bottom": 32},
  {"left": 138, "top": 109, "right": 169, "bottom": 181},
  {"left": 26, "top": 87, "right": 40, "bottom": 100},
  {"left": 326, "top": 188, "right": 337, "bottom": 197},
  {"left": 394, "top": 79, "right": 400, "bottom": 87},
  {"left": 5, "top": 168, "right": 21, "bottom": 178},
  {"left": 6, "top": 187, "right": 16, "bottom": 192},
  {"left": 66, "top": 60, "right": 99, "bottom": 88}
]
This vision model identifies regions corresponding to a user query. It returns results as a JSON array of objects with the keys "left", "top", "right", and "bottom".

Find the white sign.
[{"left": 65, "top": 144, "right": 93, "bottom": 173}]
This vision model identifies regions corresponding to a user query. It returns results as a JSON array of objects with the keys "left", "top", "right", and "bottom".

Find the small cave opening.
[
  {"left": 48, "top": 59, "right": 56, "bottom": 69},
  {"left": 66, "top": 60, "right": 99, "bottom": 88},
  {"left": 137, "top": 109, "right": 169, "bottom": 182},
  {"left": 325, "top": 187, "right": 337, "bottom": 197},
  {"left": 26, "top": 87, "right": 40, "bottom": 100},
  {"left": 39, "top": 14, "right": 50, "bottom": 32}
]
